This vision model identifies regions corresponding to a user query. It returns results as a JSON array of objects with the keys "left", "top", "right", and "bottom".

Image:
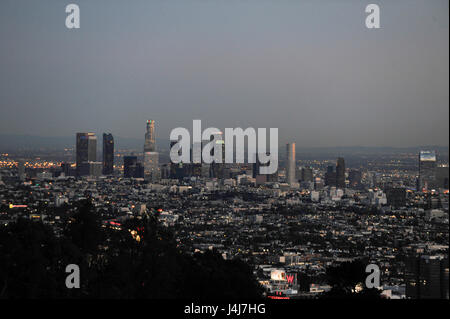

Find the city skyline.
[{"left": 68, "top": 126, "right": 450, "bottom": 159}]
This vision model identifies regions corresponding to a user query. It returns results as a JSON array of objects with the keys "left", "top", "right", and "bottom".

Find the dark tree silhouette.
[
  {"left": 64, "top": 199, "right": 105, "bottom": 254},
  {"left": 0, "top": 218, "right": 82, "bottom": 298},
  {"left": 0, "top": 201, "right": 263, "bottom": 299}
]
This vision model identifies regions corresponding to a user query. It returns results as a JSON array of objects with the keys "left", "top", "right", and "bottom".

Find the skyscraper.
[
  {"left": 252, "top": 153, "right": 260, "bottom": 179},
  {"left": 324, "top": 165, "right": 336, "bottom": 187},
  {"left": 144, "top": 119, "right": 156, "bottom": 152},
  {"left": 190, "top": 141, "right": 203, "bottom": 177},
  {"left": 348, "top": 169, "right": 362, "bottom": 188},
  {"left": 336, "top": 157, "right": 346, "bottom": 188},
  {"left": 210, "top": 132, "right": 225, "bottom": 179},
  {"left": 170, "top": 140, "right": 184, "bottom": 180},
  {"left": 419, "top": 151, "right": 437, "bottom": 191},
  {"left": 76, "top": 133, "right": 97, "bottom": 176},
  {"left": 124, "top": 156, "right": 144, "bottom": 178},
  {"left": 300, "top": 167, "right": 314, "bottom": 182},
  {"left": 102, "top": 133, "right": 114, "bottom": 175},
  {"left": 435, "top": 165, "right": 449, "bottom": 189},
  {"left": 124, "top": 156, "right": 137, "bottom": 178},
  {"left": 252, "top": 153, "right": 278, "bottom": 184},
  {"left": 61, "top": 162, "right": 71, "bottom": 177},
  {"left": 143, "top": 120, "right": 159, "bottom": 181},
  {"left": 286, "top": 143, "right": 296, "bottom": 185}
]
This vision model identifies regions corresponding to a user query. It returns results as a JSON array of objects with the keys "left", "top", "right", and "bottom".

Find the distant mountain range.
[{"left": 0, "top": 134, "right": 448, "bottom": 157}]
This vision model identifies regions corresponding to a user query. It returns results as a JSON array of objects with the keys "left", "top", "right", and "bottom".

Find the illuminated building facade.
[
  {"left": 144, "top": 120, "right": 156, "bottom": 152},
  {"left": 418, "top": 151, "right": 437, "bottom": 190},
  {"left": 76, "top": 132, "right": 97, "bottom": 176},
  {"left": 286, "top": 143, "right": 296, "bottom": 185},
  {"left": 143, "top": 120, "right": 159, "bottom": 181}
]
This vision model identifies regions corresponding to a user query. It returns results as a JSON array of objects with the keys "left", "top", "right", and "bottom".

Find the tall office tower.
[
  {"left": 324, "top": 165, "right": 336, "bottom": 186},
  {"left": 300, "top": 167, "right": 314, "bottom": 182},
  {"left": 190, "top": 142, "right": 203, "bottom": 177},
  {"left": 252, "top": 153, "right": 260, "bottom": 178},
  {"left": 314, "top": 177, "right": 324, "bottom": 190},
  {"left": 286, "top": 143, "right": 296, "bottom": 185},
  {"left": 418, "top": 151, "right": 437, "bottom": 191},
  {"left": 336, "top": 157, "right": 346, "bottom": 188},
  {"left": 252, "top": 153, "right": 267, "bottom": 184},
  {"left": 143, "top": 120, "right": 160, "bottom": 181},
  {"left": 102, "top": 133, "right": 114, "bottom": 175},
  {"left": 348, "top": 169, "right": 362, "bottom": 188},
  {"left": 406, "top": 255, "right": 449, "bottom": 299},
  {"left": 171, "top": 163, "right": 187, "bottom": 180},
  {"left": 435, "top": 165, "right": 449, "bottom": 189},
  {"left": 123, "top": 156, "right": 137, "bottom": 178},
  {"left": 76, "top": 133, "right": 97, "bottom": 176},
  {"left": 210, "top": 132, "right": 225, "bottom": 179},
  {"left": 251, "top": 153, "right": 278, "bottom": 183},
  {"left": 124, "top": 156, "right": 144, "bottom": 178},
  {"left": 88, "top": 162, "right": 103, "bottom": 177},
  {"left": 61, "top": 162, "right": 71, "bottom": 176},
  {"left": 265, "top": 154, "right": 278, "bottom": 183},
  {"left": 144, "top": 151, "right": 160, "bottom": 180},
  {"left": 169, "top": 140, "right": 182, "bottom": 179},
  {"left": 169, "top": 140, "right": 187, "bottom": 180},
  {"left": 144, "top": 120, "right": 156, "bottom": 152},
  {"left": 160, "top": 164, "right": 171, "bottom": 179}
]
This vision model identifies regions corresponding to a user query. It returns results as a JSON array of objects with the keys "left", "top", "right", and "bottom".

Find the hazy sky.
[{"left": 0, "top": 0, "right": 448, "bottom": 147}]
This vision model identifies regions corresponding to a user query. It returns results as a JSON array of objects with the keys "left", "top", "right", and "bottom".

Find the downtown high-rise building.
[
  {"left": 143, "top": 120, "right": 160, "bottom": 181},
  {"left": 348, "top": 169, "right": 362, "bottom": 188},
  {"left": 336, "top": 157, "right": 346, "bottom": 188},
  {"left": 210, "top": 132, "right": 225, "bottom": 179},
  {"left": 76, "top": 132, "right": 97, "bottom": 176},
  {"left": 435, "top": 165, "right": 449, "bottom": 189},
  {"left": 286, "top": 143, "right": 296, "bottom": 186},
  {"left": 324, "top": 165, "right": 336, "bottom": 187},
  {"left": 190, "top": 141, "right": 203, "bottom": 177},
  {"left": 144, "top": 119, "right": 156, "bottom": 152},
  {"left": 102, "top": 133, "right": 114, "bottom": 175},
  {"left": 418, "top": 150, "right": 437, "bottom": 191},
  {"left": 253, "top": 153, "right": 278, "bottom": 184},
  {"left": 300, "top": 167, "right": 314, "bottom": 182},
  {"left": 169, "top": 140, "right": 185, "bottom": 180},
  {"left": 124, "top": 155, "right": 144, "bottom": 178}
]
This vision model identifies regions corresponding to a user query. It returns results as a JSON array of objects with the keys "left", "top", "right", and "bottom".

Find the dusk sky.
[{"left": 0, "top": 0, "right": 448, "bottom": 147}]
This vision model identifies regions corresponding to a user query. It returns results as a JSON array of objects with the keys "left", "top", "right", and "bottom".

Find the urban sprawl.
[{"left": 0, "top": 120, "right": 448, "bottom": 299}]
